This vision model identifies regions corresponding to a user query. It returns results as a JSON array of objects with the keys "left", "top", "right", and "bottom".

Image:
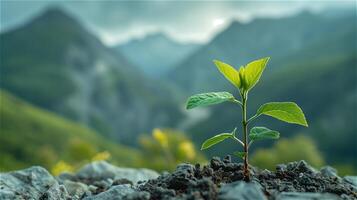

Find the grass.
[{"left": 0, "top": 90, "right": 144, "bottom": 172}]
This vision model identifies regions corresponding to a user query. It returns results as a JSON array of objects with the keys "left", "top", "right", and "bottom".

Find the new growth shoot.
[{"left": 186, "top": 57, "right": 308, "bottom": 181}]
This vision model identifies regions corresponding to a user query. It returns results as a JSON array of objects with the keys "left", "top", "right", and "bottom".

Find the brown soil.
[{"left": 138, "top": 156, "right": 357, "bottom": 200}]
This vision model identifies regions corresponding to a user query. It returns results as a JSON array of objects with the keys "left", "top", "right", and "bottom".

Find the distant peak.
[
  {"left": 41, "top": 7, "right": 72, "bottom": 19},
  {"left": 31, "top": 7, "right": 78, "bottom": 26},
  {"left": 117, "top": 31, "right": 200, "bottom": 47}
]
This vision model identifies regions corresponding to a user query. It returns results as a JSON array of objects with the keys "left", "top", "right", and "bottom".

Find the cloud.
[{"left": 1, "top": 1, "right": 353, "bottom": 46}]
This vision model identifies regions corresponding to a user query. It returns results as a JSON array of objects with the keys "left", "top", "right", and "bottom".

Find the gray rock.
[
  {"left": 124, "top": 191, "right": 150, "bottom": 200},
  {"left": 320, "top": 166, "right": 338, "bottom": 177},
  {"left": 63, "top": 180, "right": 90, "bottom": 198},
  {"left": 76, "top": 161, "right": 159, "bottom": 183},
  {"left": 88, "top": 185, "right": 98, "bottom": 193},
  {"left": 92, "top": 179, "right": 113, "bottom": 190},
  {"left": 44, "top": 183, "right": 70, "bottom": 200},
  {"left": 57, "top": 172, "right": 76, "bottom": 183},
  {"left": 0, "top": 166, "right": 69, "bottom": 200},
  {"left": 84, "top": 184, "right": 135, "bottom": 200},
  {"left": 343, "top": 176, "right": 357, "bottom": 189},
  {"left": 219, "top": 181, "right": 266, "bottom": 200},
  {"left": 276, "top": 192, "right": 341, "bottom": 200}
]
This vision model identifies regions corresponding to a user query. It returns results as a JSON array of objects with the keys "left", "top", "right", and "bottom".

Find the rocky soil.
[{"left": 1, "top": 157, "right": 356, "bottom": 200}]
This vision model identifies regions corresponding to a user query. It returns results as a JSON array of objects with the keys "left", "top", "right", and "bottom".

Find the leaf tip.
[
  {"left": 185, "top": 99, "right": 192, "bottom": 110},
  {"left": 303, "top": 121, "right": 309, "bottom": 127},
  {"left": 294, "top": 118, "right": 308, "bottom": 127},
  {"left": 213, "top": 59, "right": 220, "bottom": 66},
  {"left": 262, "top": 57, "right": 270, "bottom": 66}
]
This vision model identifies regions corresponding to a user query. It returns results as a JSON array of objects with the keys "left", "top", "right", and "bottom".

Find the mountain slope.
[
  {"left": 169, "top": 11, "right": 356, "bottom": 94},
  {"left": 0, "top": 8, "right": 184, "bottom": 144},
  {"left": 115, "top": 33, "right": 199, "bottom": 78},
  {"left": 0, "top": 90, "right": 143, "bottom": 171}
]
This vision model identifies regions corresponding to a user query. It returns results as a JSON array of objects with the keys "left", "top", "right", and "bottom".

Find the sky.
[{"left": 0, "top": 1, "right": 354, "bottom": 46}]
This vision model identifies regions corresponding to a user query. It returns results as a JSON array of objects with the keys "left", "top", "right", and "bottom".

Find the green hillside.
[
  {"left": 0, "top": 90, "right": 143, "bottom": 171},
  {"left": 0, "top": 8, "right": 184, "bottom": 144}
]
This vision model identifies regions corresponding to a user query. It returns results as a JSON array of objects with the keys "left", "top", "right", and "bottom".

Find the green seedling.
[{"left": 186, "top": 57, "right": 308, "bottom": 181}]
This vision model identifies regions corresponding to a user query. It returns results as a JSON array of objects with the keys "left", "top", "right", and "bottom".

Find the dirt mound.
[{"left": 139, "top": 156, "right": 357, "bottom": 200}]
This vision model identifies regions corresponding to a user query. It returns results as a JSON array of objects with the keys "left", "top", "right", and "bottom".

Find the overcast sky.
[{"left": 0, "top": 1, "right": 354, "bottom": 46}]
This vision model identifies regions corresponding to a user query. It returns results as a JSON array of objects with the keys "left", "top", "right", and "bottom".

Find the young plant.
[{"left": 185, "top": 57, "right": 308, "bottom": 181}]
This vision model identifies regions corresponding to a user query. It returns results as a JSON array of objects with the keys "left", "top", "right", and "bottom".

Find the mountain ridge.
[
  {"left": 0, "top": 8, "right": 184, "bottom": 144},
  {"left": 168, "top": 10, "right": 356, "bottom": 94},
  {"left": 115, "top": 32, "right": 199, "bottom": 78}
]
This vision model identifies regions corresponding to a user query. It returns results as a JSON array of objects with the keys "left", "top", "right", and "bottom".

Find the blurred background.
[{"left": 0, "top": 1, "right": 356, "bottom": 176}]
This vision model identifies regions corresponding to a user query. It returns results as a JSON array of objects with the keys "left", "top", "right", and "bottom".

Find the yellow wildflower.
[
  {"left": 153, "top": 128, "right": 168, "bottom": 148},
  {"left": 92, "top": 151, "right": 111, "bottom": 161},
  {"left": 51, "top": 160, "right": 73, "bottom": 176},
  {"left": 179, "top": 141, "right": 196, "bottom": 160}
]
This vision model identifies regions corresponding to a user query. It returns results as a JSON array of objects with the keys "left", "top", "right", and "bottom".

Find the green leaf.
[
  {"left": 243, "top": 57, "right": 270, "bottom": 91},
  {"left": 238, "top": 66, "right": 247, "bottom": 90},
  {"left": 201, "top": 133, "right": 232, "bottom": 150},
  {"left": 257, "top": 102, "right": 308, "bottom": 127},
  {"left": 186, "top": 92, "right": 235, "bottom": 109},
  {"left": 213, "top": 60, "right": 241, "bottom": 88},
  {"left": 233, "top": 151, "right": 246, "bottom": 159},
  {"left": 249, "top": 127, "right": 280, "bottom": 141}
]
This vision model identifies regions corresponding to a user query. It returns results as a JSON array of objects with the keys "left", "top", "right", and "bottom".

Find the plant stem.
[{"left": 241, "top": 92, "right": 250, "bottom": 181}]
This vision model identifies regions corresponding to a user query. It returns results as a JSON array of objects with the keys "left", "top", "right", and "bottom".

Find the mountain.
[
  {"left": 0, "top": 90, "right": 143, "bottom": 171},
  {"left": 115, "top": 33, "right": 199, "bottom": 78},
  {"left": 169, "top": 10, "right": 356, "bottom": 94},
  {"left": 0, "top": 8, "right": 184, "bottom": 144},
  {"left": 169, "top": 10, "right": 356, "bottom": 167}
]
